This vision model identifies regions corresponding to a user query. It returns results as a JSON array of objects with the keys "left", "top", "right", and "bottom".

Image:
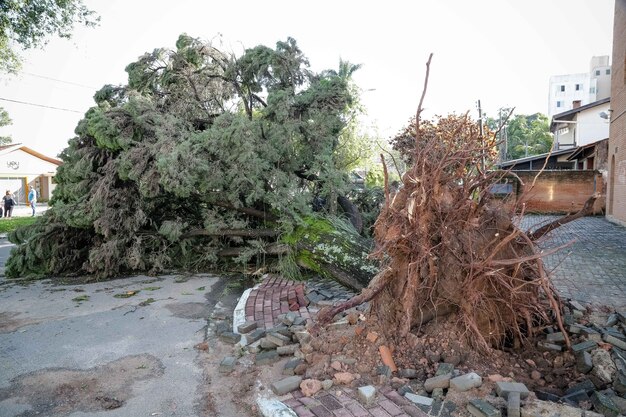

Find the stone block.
[
  {"left": 219, "top": 356, "right": 236, "bottom": 374},
  {"left": 570, "top": 300, "right": 586, "bottom": 312},
  {"left": 572, "top": 340, "right": 598, "bottom": 354},
  {"left": 283, "top": 358, "right": 303, "bottom": 376},
  {"left": 535, "top": 390, "right": 561, "bottom": 402},
  {"left": 219, "top": 332, "right": 241, "bottom": 344},
  {"left": 562, "top": 390, "right": 590, "bottom": 406},
  {"left": 467, "top": 399, "right": 501, "bottom": 417},
  {"left": 569, "top": 324, "right": 585, "bottom": 334},
  {"left": 577, "top": 351, "right": 593, "bottom": 374},
  {"left": 425, "top": 373, "right": 452, "bottom": 392},
  {"left": 246, "top": 328, "right": 266, "bottom": 345},
  {"left": 613, "top": 372, "right": 626, "bottom": 394},
  {"left": 293, "top": 316, "right": 307, "bottom": 326},
  {"left": 450, "top": 372, "right": 482, "bottom": 392},
  {"left": 603, "top": 333, "right": 626, "bottom": 350},
  {"left": 495, "top": 381, "right": 530, "bottom": 399},
  {"left": 277, "top": 344, "right": 299, "bottom": 356},
  {"left": 537, "top": 341, "right": 562, "bottom": 352},
  {"left": 271, "top": 376, "right": 302, "bottom": 395},
  {"left": 591, "top": 392, "right": 619, "bottom": 417},
  {"left": 399, "top": 368, "right": 418, "bottom": 379},
  {"left": 436, "top": 363, "right": 455, "bottom": 376},
  {"left": 566, "top": 379, "right": 596, "bottom": 395},
  {"left": 266, "top": 332, "right": 291, "bottom": 347},
  {"left": 398, "top": 385, "right": 414, "bottom": 396},
  {"left": 606, "top": 314, "right": 619, "bottom": 327},
  {"left": 357, "top": 385, "right": 377, "bottom": 407},
  {"left": 405, "top": 393, "right": 434, "bottom": 407},
  {"left": 546, "top": 332, "right": 566, "bottom": 343},
  {"left": 377, "top": 365, "right": 392, "bottom": 377},
  {"left": 215, "top": 321, "right": 230, "bottom": 335},
  {"left": 507, "top": 392, "right": 520, "bottom": 417},
  {"left": 237, "top": 320, "right": 257, "bottom": 334},
  {"left": 260, "top": 338, "right": 278, "bottom": 349},
  {"left": 432, "top": 387, "right": 444, "bottom": 400},
  {"left": 256, "top": 350, "right": 279, "bottom": 365},
  {"left": 281, "top": 312, "right": 298, "bottom": 326}
]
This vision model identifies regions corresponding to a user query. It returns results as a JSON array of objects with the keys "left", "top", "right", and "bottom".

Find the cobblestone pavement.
[{"left": 521, "top": 215, "right": 626, "bottom": 309}]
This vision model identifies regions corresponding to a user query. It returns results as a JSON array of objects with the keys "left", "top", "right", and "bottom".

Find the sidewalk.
[{"left": 1, "top": 203, "right": 49, "bottom": 218}]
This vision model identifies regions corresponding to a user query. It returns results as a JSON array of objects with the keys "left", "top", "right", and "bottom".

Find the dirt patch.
[
  {"left": 0, "top": 354, "right": 164, "bottom": 416},
  {"left": 165, "top": 302, "right": 211, "bottom": 319},
  {"left": 0, "top": 312, "right": 43, "bottom": 333}
]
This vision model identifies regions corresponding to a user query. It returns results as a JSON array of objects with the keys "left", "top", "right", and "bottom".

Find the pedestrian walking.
[
  {"left": 2, "top": 190, "right": 15, "bottom": 218},
  {"left": 28, "top": 187, "right": 37, "bottom": 217}
]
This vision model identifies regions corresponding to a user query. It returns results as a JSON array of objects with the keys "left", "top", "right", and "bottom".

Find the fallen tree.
[
  {"left": 5, "top": 35, "right": 375, "bottom": 282},
  {"left": 316, "top": 56, "right": 586, "bottom": 350}
]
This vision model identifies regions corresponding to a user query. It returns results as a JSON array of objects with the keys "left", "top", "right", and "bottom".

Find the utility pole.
[{"left": 477, "top": 100, "right": 485, "bottom": 171}]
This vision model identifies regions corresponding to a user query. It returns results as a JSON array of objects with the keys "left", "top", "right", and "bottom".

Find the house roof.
[
  {"left": 550, "top": 97, "right": 611, "bottom": 131},
  {"left": 566, "top": 137, "right": 609, "bottom": 161},
  {"left": 0, "top": 143, "right": 62, "bottom": 166},
  {"left": 498, "top": 148, "right": 574, "bottom": 168}
]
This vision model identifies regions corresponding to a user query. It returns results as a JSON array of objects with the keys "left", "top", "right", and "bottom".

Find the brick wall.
[
  {"left": 502, "top": 170, "right": 604, "bottom": 214},
  {"left": 608, "top": 0, "right": 626, "bottom": 225}
]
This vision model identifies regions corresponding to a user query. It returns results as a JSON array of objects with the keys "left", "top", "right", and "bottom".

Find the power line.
[
  {"left": 0, "top": 97, "right": 83, "bottom": 113},
  {"left": 22, "top": 72, "right": 98, "bottom": 90}
]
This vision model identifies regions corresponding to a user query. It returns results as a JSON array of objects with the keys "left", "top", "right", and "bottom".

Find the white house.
[
  {"left": 548, "top": 56, "right": 611, "bottom": 118},
  {"left": 550, "top": 97, "right": 610, "bottom": 150},
  {"left": 0, "top": 144, "right": 62, "bottom": 204}
]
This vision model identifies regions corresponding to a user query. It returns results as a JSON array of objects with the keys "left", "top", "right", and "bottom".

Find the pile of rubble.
[{"left": 213, "top": 298, "right": 626, "bottom": 417}]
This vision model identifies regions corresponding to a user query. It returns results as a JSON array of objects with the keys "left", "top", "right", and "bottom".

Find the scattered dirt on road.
[
  {"left": 0, "top": 312, "right": 43, "bottom": 333},
  {"left": 166, "top": 302, "right": 212, "bottom": 319},
  {"left": 0, "top": 354, "right": 164, "bottom": 416}
]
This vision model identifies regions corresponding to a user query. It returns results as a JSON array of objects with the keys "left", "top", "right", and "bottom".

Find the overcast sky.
[{"left": 0, "top": 0, "right": 615, "bottom": 158}]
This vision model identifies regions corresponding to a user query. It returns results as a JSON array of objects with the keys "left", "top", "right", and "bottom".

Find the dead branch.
[{"left": 527, "top": 193, "right": 600, "bottom": 241}]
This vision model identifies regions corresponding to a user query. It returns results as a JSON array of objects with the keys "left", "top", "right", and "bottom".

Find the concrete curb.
[{"left": 233, "top": 281, "right": 262, "bottom": 346}]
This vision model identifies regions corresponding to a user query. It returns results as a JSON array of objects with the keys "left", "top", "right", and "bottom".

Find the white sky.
[{"left": 0, "top": 0, "right": 615, "bottom": 158}]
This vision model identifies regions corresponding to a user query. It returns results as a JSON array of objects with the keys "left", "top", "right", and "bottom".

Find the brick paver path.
[{"left": 522, "top": 215, "right": 626, "bottom": 309}]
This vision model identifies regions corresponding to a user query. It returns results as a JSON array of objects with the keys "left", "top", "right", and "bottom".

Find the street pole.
[{"left": 477, "top": 100, "right": 485, "bottom": 171}]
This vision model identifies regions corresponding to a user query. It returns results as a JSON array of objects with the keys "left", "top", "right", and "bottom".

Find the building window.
[
  {"left": 606, "top": 69, "right": 611, "bottom": 75},
  {"left": 556, "top": 101, "right": 562, "bottom": 108},
  {"left": 590, "top": 87, "right": 596, "bottom": 94},
  {"left": 560, "top": 85, "right": 565, "bottom": 92},
  {"left": 595, "top": 70, "right": 601, "bottom": 76},
  {"left": 575, "top": 84, "right": 581, "bottom": 91}
]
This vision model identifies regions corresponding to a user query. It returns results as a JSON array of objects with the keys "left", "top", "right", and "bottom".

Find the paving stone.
[
  {"left": 246, "top": 328, "right": 266, "bottom": 344},
  {"left": 537, "top": 341, "right": 562, "bottom": 352},
  {"left": 219, "top": 356, "right": 236, "bottom": 374},
  {"left": 398, "top": 385, "right": 414, "bottom": 396},
  {"left": 617, "top": 312, "right": 626, "bottom": 324},
  {"left": 577, "top": 351, "right": 593, "bottom": 374},
  {"left": 219, "top": 331, "right": 241, "bottom": 344},
  {"left": 570, "top": 300, "right": 586, "bottom": 312},
  {"left": 266, "top": 332, "right": 291, "bottom": 347},
  {"left": 572, "top": 340, "right": 599, "bottom": 353},
  {"left": 562, "top": 390, "right": 590, "bottom": 406},
  {"left": 591, "top": 391, "right": 620, "bottom": 417},
  {"left": 569, "top": 324, "right": 585, "bottom": 334},
  {"left": 604, "top": 328, "right": 626, "bottom": 341},
  {"left": 237, "top": 320, "right": 258, "bottom": 334},
  {"left": 607, "top": 314, "right": 619, "bottom": 327},
  {"left": 603, "top": 333, "right": 626, "bottom": 350},
  {"left": 507, "top": 392, "right": 520, "bottom": 417},
  {"left": 260, "top": 338, "right": 279, "bottom": 349},
  {"left": 432, "top": 387, "right": 444, "bottom": 400},
  {"left": 546, "top": 332, "right": 566, "bottom": 343},
  {"left": 317, "top": 394, "right": 342, "bottom": 411},
  {"left": 535, "top": 390, "right": 561, "bottom": 402},
  {"left": 467, "top": 399, "right": 501, "bottom": 417},
  {"left": 293, "top": 316, "right": 307, "bottom": 326},
  {"left": 613, "top": 371, "right": 626, "bottom": 394},
  {"left": 256, "top": 349, "right": 279, "bottom": 365},
  {"left": 398, "top": 368, "right": 418, "bottom": 379},
  {"left": 357, "top": 385, "right": 377, "bottom": 407},
  {"left": 277, "top": 344, "right": 299, "bottom": 356},
  {"left": 436, "top": 363, "right": 455, "bottom": 375},
  {"left": 215, "top": 321, "right": 230, "bottom": 335},
  {"left": 271, "top": 376, "right": 303, "bottom": 395},
  {"left": 281, "top": 312, "right": 298, "bottom": 326},
  {"left": 283, "top": 358, "right": 303, "bottom": 376},
  {"left": 450, "top": 372, "right": 482, "bottom": 392},
  {"left": 376, "top": 365, "right": 392, "bottom": 377},
  {"left": 405, "top": 393, "right": 433, "bottom": 407},
  {"left": 424, "top": 373, "right": 452, "bottom": 392},
  {"left": 566, "top": 379, "right": 596, "bottom": 395},
  {"left": 494, "top": 381, "right": 530, "bottom": 399}
]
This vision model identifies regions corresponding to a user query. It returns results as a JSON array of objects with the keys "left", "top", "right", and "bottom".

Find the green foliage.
[
  {"left": 0, "top": 0, "right": 99, "bottom": 72},
  {"left": 485, "top": 110, "right": 553, "bottom": 160},
  {"left": 7, "top": 35, "right": 361, "bottom": 280},
  {"left": 0, "top": 107, "right": 12, "bottom": 144}
]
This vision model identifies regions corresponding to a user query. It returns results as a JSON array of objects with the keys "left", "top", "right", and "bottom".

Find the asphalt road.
[{"left": 0, "top": 239, "right": 238, "bottom": 417}]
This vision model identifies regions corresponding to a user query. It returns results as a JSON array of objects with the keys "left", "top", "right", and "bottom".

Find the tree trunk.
[{"left": 284, "top": 217, "right": 377, "bottom": 291}]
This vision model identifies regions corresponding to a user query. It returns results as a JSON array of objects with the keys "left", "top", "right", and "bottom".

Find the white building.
[
  {"left": 548, "top": 56, "right": 611, "bottom": 118},
  {"left": 550, "top": 97, "right": 610, "bottom": 150},
  {"left": 0, "top": 144, "right": 62, "bottom": 204}
]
